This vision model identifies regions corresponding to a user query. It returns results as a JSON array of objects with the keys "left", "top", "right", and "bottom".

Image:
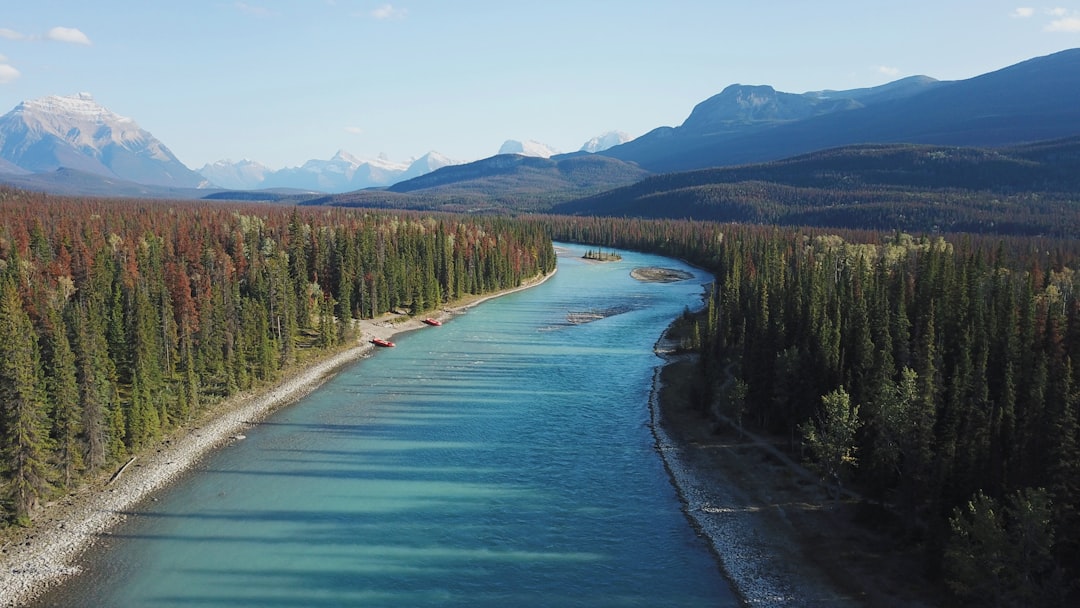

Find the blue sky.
[{"left": 2, "top": 1, "right": 1078, "bottom": 169}]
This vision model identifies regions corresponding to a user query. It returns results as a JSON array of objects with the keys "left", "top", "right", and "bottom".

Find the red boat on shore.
[
  {"left": 370, "top": 338, "right": 395, "bottom": 347},
  {"left": 423, "top": 318, "right": 442, "bottom": 326}
]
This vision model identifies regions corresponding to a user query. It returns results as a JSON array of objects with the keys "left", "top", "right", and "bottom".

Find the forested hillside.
[
  {"left": 555, "top": 140, "right": 1080, "bottom": 238},
  {"left": 309, "top": 153, "right": 651, "bottom": 213},
  {"left": 541, "top": 215, "right": 1079, "bottom": 605},
  {"left": 0, "top": 188, "right": 554, "bottom": 525}
]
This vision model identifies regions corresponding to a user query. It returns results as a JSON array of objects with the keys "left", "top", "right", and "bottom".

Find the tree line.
[
  {"left": 0, "top": 190, "right": 554, "bottom": 525},
  {"left": 539, "top": 214, "right": 1079, "bottom": 605}
]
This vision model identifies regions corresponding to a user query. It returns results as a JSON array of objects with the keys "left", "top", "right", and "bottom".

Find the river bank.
[
  {"left": 0, "top": 271, "right": 553, "bottom": 608},
  {"left": 649, "top": 337, "right": 941, "bottom": 606}
]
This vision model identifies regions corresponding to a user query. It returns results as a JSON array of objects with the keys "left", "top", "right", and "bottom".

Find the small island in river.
[
  {"left": 583, "top": 249, "right": 622, "bottom": 261},
  {"left": 630, "top": 267, "right": 694, "bottom": 283}
]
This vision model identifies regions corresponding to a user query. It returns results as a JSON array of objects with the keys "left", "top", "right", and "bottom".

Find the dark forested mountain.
[
  {"left": 315, "top": 153, "right": 651, "bottom": 212},
  {"left": 600, "top": 49, "right": 1080, "bottom": 173},
  {"left": 555, "top": 139, "right": 1080, "bottom": 237}
]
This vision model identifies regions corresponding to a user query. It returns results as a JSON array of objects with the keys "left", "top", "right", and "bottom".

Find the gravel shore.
[
  {"left": 0, "top": 272, "right": 553, "bottom": 608},
  {"left": 648, "top": 340, "right": 855, "bottom": 607}
]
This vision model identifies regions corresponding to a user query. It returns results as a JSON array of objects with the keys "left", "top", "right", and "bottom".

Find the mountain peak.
[
  {"left": 680, "top": 84, "right": 842, "bottom": 133},
  {"left": 15, "top": 92, "right": 131, "bottom": 126},
  {"left": 580, "top": 131, "right": 633, "bottom": 153},
  {"left": 0, "top": 93, "right": 205, "bottom": 188},
  {"left": 498, "top": 139, "right": 560, "bottom": 158},
  {"left": 331, "top": 149, "right": 361, "bottom": 164}
]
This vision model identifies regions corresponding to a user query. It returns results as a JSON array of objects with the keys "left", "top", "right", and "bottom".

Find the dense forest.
[
  {"left": 540, "top": 214, "right": 1080, "bottom": 605},
  {"left": 0, "top": 189, "right": 554, "bottom": 525}
]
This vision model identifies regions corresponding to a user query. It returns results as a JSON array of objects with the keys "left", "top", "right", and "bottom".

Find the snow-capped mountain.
[
  {"left": 260, "top": 150, "right": 407, "bottom": 192},
  {"left": 200, "top": 150, "right": 461, "bottom": 193},
  {"left": 498, "top": 139, "right": 560, "bottom": 158},
  {"left": 398, "top": 151, "right": 458, "bottom": 182},
  {"left": 197, "top": 159, "right": 272, "bottom": 191},
  {"left": 580, "top": 131, "right": 632, "bottom": 153},
  {"left": 0, "top": 93, "right": 207, "bottom": 188}
]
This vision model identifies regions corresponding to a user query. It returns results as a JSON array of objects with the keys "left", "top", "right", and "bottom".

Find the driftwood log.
[{"left": 108, "top": 457, "right": 137, "bottom": 485}]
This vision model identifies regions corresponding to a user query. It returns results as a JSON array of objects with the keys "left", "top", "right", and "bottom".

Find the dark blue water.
[{"left": 36, "top": 244, "right": 737, "bottom": 607}]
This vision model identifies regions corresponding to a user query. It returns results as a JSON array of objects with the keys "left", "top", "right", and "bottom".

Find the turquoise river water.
[{"left": 32, "top": 244, "right": 738, "bottom": 607}]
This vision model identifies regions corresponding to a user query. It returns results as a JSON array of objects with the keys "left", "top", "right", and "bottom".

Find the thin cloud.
[
  {"left": 1011, "top": 7, "right": 1035, "bottom": 18},
  {"left": 1046, "top": 15, "right": 1080, "bottom": 30},
  {"left": 371, "top": 4, "right": 408, "bottom": 20},
  {"left": 1042, "top": 7, "right": 1080, "bottom": 31},
  {"left": 46, "top": 26, "right": 92, "bottom": 45},
  {"left": 0, "top": 28, "right": 28, "bottom": 41},
  {"left": 0, "top": 63, "right": 21, "bottom": 84},
  {"left": 876, "top": 65, "right": 901, "bottom": 77},
  {"left": 344, "top": 126, "right": 365, "bottom": 135}
]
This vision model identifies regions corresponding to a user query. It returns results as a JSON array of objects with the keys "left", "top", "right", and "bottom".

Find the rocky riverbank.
[{"left": 649, "top": 333, "right": 939, "bottom": 607}]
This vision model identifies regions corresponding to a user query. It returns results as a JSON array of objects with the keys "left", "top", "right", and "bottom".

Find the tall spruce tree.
[{"left": 0, "top": 280, "right": 54, "bottom": 523}]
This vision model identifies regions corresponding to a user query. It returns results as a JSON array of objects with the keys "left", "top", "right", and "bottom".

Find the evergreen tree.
[
  {"left": 0, "top": 281, "right": 54, "bottom": 523},
  {"left": 44, "top": 303, "right": 82, "bottom": 489}
]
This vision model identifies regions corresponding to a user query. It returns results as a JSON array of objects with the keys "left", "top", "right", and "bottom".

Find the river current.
[{"left": 33, "top": 244, "right": 737, "bottom": 607}]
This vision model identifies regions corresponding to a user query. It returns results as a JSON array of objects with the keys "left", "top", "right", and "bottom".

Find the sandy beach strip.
[{"left": 0, "top": 270, "right": 553, "bottom": 608}]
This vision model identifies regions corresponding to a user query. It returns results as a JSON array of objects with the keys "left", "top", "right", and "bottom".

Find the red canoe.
[
  {"left": 370, "top": 338, "right": 395, "bottom": 347},
  {"left": 423, "top": 318, "right": 442, "bottom": 326}
]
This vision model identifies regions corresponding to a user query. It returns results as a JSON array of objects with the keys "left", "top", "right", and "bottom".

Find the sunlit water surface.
[{"left": 33, "top": 244, "right": 737, "bottom": 607}]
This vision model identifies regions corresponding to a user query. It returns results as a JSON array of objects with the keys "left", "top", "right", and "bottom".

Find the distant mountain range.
[
  {"left": 198, "top": 150, "right": 461, "bottom": 193},
  {"left": 0, "top": 92, "right": 629, "bottom": 195},
  {"left": 599, "top": 49, "right": 1080, "bottom": 172},
  {"left": 2, "top": 49, "right": 1080, "bottom": 205}
]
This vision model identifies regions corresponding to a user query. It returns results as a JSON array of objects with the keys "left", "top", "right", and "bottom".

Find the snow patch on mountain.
[
  {"left": 498, "top": 139, "right": 561, "bottom": 158},
  {"left": 197, "top": 159, "right": 272, "bottom": 191},
  {"left": 580, "top": 131, "right": 632, "bottom": 153}
]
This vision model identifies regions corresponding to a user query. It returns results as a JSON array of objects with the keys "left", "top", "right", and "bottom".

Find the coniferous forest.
[
  {"left": 541, "top": 215, "right": 1080, "bottom": 605},
  {"left": 0, "top": 189, "right": 554, "bottom": 526}
]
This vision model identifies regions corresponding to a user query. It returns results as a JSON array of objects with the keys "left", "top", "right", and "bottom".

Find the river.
[{"left": 32, "top": 244, "right": 737, "bottom": 607}]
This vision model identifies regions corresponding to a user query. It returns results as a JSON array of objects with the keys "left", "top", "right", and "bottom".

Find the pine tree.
[
  {"left": 0, "top": 281, "right": 54, "bottom": 523},
  {"left": 45, "top": 304, "right": 82, "bottom": 489}
]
